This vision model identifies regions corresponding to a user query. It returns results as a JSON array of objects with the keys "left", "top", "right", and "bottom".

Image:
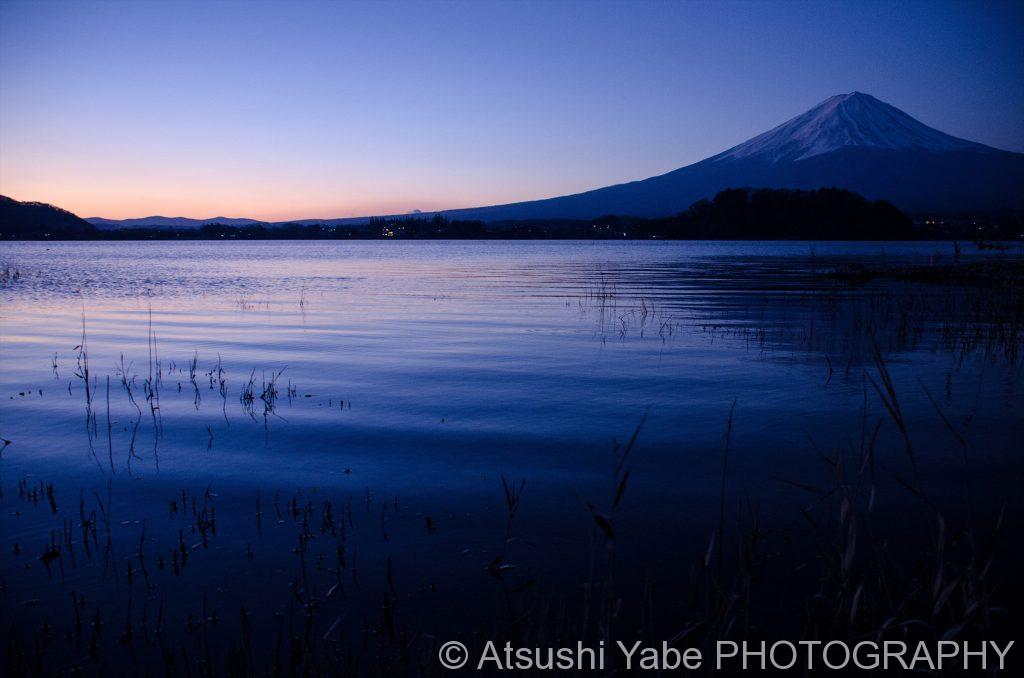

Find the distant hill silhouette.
[
  {"left": 656, "top": 187, "right": 914, "bottom": 239},
  {"left": 0, "top": 195, "right": 97, "bottom": 239}
]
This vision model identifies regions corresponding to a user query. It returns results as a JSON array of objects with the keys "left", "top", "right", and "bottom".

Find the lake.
[{"left": 1, "top": 240, "right": 1021, "bottom": 673}]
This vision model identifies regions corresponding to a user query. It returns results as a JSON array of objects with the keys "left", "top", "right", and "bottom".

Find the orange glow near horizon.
[
  {"left": 0, "top": 128, "right": 597, "bottom": 221},
  {"left": 0, "top": 187, "right": 467, "bottom": 222},
  {"left": 0, "top": 176, "right": 553, "bottom": 222},
  {"left": 0, "top": 153, "right": 551, "bottom": 220}
]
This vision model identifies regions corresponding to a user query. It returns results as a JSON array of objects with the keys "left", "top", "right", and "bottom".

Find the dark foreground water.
[{"left": 0, "top": 241, "right": 1022, "bottom": 674}]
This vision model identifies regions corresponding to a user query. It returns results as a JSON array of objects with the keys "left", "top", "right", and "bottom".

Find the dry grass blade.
[
  {"left": 614, "top": 410, "right": 647, "bottom": 478},
  {"left": 612, "top": 467, "right": 632, "bottom": 509},
  {"left": 919, "top": 379, "right": 968, "bottom": 448}
]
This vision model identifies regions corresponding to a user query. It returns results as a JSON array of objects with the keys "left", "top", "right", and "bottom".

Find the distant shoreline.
[
  {"left": 2, "top": 234, "right": 1021, "bottom": 243},
  {"left": 4, "top": 188, "right": 1022, "bottom": 242}
]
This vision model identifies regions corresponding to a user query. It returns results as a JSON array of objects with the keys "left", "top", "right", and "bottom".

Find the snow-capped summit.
[{"left": 715, "top": 92, "right": 991, "bottom": 164}]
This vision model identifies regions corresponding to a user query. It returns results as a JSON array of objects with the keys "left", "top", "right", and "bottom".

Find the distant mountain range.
[
  {"left": 12, "top": 92, "right": 1024, "bottom": 231},
  {"left": 85, "top": 215, "right": 382, "bottom": 230},
  {"left": 86, "top": 215, "right": 266, "bottom": 230}
]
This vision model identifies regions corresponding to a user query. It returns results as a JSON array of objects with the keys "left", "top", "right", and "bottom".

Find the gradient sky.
[{"left": 1, "top": 0, "right": 1022, "bottom": 221}]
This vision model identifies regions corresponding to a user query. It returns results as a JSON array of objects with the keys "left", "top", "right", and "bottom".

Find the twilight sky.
[{"left": 1, "top": 0, "right": 1022, "bottom": 221}]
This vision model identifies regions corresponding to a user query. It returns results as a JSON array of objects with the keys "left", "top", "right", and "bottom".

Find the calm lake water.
[{"left": 1, "top": 240, "right": 1022, "bottom": 671}]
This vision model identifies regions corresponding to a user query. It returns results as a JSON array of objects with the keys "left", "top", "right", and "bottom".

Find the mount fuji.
[
  {"left": 82, "top": 92, "right": 1023, "bottom": 228},
  {"left": 442, "top": 92, "right": 1024, "bottom": 220}
]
